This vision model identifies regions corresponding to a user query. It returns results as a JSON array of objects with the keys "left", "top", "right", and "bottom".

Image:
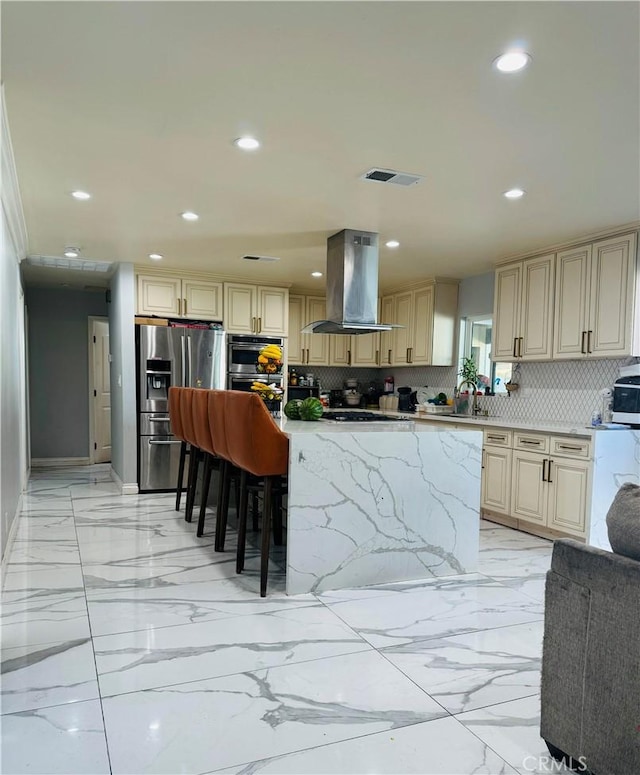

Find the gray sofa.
[{"left": 541, "top": 538, "right": 640, "bottom": 775}]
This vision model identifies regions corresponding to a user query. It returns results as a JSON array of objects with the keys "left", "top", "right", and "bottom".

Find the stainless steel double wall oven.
[{"left": 226, "top": 334, "right": 285, "bottom": 393}]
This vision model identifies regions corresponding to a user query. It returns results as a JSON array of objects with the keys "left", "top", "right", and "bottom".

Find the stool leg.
[
  {"left": 185, "top": 448, "right": 200, "bottom": 523},
  {"left": 272, "top": 489, "right": 283, "bottom": 546},
  {"left": 215, "top": 461, "right": 232, "bottom": 552},
  {"left": 196, "top": 454, "right": 214, "bottom": 537},
  {"left": 251, "top": 491, "right": 259, "bottom": 532},
  {"left": 260, "top": 476, "right": 274, "bottom": 597},
  {"left": 235, "top": 470, "right": 249, "bottom": 574},
  {"left": 175, "top": 442, "right": 187, "bottom": 511}
]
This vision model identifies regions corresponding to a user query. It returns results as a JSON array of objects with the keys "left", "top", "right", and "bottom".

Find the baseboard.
[
  {"left": 31, "top": 457, "right": 92, "bottom": 468},
  {"left": 110, "top": 466, "right": 139, "bottom": 495},
  {"left": 1, "top": 491, "right": 23, "bottom": 590}
]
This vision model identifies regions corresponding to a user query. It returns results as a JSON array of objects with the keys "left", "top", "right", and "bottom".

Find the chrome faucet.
[{"left": 455, "top": 379, "right": 479, "bottom": 416}]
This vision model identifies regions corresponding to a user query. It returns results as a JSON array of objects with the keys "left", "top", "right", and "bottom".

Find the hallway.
[{"left": 1, "top": 466, "right": 567, "bottom": 774}]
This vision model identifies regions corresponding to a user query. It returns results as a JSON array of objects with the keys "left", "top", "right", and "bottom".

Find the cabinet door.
[
  {"left": 224, "top": 284, "right": 257, "bottom": 334},
  {"left": 305, "top": 297, "right": 330, "bottom": 366},
  {"left": 547, "top": 458, "right": 590, "bottom": 537},
  {"left": 481, "top": 447, "right": 512, "bottom": 515},
  {"left": 329, "top": 335, "right": 351, "bottom": 366},
  {"left": 391, "top": 292, "right": 412, "bottom": 365},
  {"left": 137, "top": 275, "right": 181, "bottom": 317},
  {"left": 183, "top": 280, "right": 223, "bottom": 321},
  {"left": 493, "top": 264, "right": 521, "bottom": 360},
  {"left": 257, "top": 287, "right": 288, "bottom": 336},
  {"left": 553, "top": 245, "right": 591, "bottom": 358},
  {"left": 588, "top": 233, "right": 636, "bottom": 356},
  {"left": 520, "top": 254, "right": 554, "bottom": 359},
  {"left": 511, "top": 450, "right": 547, "bottom": 525},
  {"left": 288, "top": 295, "right": 305, "bottom": 365},
  {"left": 351, "top": 332, "right": 380, "bottom": 366},
  {"left": 379, "top": 296, "right": 395, "bottom": 366},
  {"left": 411, "top": 286, "right": 434, "bottom": 365}
]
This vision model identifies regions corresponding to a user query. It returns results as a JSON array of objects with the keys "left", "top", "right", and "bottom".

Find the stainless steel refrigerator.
[{"left": 136, "top": 325, "right": 226, "bottom": 492}]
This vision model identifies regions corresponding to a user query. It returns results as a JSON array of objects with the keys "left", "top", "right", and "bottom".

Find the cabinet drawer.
[
  {"left": 513, "top": 432, "right": 549, "bottom": 454},
  {"left": 483, "top": 429, "right": 512, "bottom": 448},
  {"left": 550, "top": 436, "right": 591, "bottom": 460}
]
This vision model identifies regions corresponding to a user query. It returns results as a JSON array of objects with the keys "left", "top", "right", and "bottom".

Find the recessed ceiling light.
[
  {"left": 149, "top": 253, "right": 163, "bottom": 261},
  {"left": 493, "top": 51, "right": 531, "bottom": 73},
  {"left": 503, "top": 188, "right": 526, "bottom": 199},
  {"left": 181, "top": 211, "right": 199, "bottom": 221},
  {"left": 385, "top": 240, "right": 400, "bottom": 248},
  {"left": 311, "top": 271, "right": 323, "bottom": 278},
  {"left": 64, "top": 247, "right": 80, "bottom": 258},
  {"left": 71, "top": 190, "right": 91, "bottom": 200},
  {"left": 234, "top": 136, "right": 260, "bottom": 151}
]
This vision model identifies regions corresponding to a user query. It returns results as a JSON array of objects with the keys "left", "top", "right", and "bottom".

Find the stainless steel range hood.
[{"left": 302, "top": 229, "right": 398, "bottom": 335}]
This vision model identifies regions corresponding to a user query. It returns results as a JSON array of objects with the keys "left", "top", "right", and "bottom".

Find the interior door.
[{"left": 92, "top": 318, "right": 111, "bottom": 463}]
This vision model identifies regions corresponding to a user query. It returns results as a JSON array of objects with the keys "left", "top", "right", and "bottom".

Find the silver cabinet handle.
[
  {"left": 149, "top": 440, "right": 181, "bottom": 446},
  {"left": 178, "top": 298, "right": 182, "bottom": 316},
  {"left": 258, "top": 317, "right": 262, "bottom": 333},
  {"left": 184, "top": 298, "right": 187, "bottom": 316}
]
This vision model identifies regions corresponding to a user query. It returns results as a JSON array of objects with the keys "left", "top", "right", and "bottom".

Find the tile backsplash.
[{"left": 306, "top": 358, "right": 636, "bottom": 426}]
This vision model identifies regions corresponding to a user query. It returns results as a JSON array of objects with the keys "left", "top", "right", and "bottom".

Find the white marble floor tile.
[
  {"left": 69, "top": 481, "right": 125, "bottom": 500},
  {"left": 72, "top": 493, "right": 178, "bottom": 521},
  {"left": 86, "top": 577, "right": 316, "bottom": 637},
  {"left": 94, "top": 603, "right": 371, "bottom": 696},
  {"left": 1, "top": 699, "right": 111, "bottom": 774},
  {"left": 101, "top": 649, "right": 448, "bottom": 774},
  {"left": 14, "top": 514, "right": 78, "bottom": 542},
  {"left": 75, "top": 515, "right": 208, "bottom": 545},
  {"left": 480, "top": 526, "right": 551, "bottom": 550},
  {"left": 77, "top": 532, "right": 217, "bottom": 565},
  {"left": 500, "top": 575, "right": 548, "bottom": 603},
  {"left": 0, "top": 639, "right": 99, "bottom": 714},
  {"left": 212, "top": 715, "right": 518, "bottom": 775},
  {"left": 478, "top": 545, "right": 553, "bottom": 581},
  {"left": 382, "top": 620, "right": 544, "bottom": 714},
  {"left": 457, "top": 694, "right": 573, "bottom": 775},
  {"left": 5, "top": 539, "right": 82, "bottom": 572},
  {"left": 20, "top": 495, "right": 73, "bottom": 514},
  {"left": 1, "top": 585, "right": 90, "bottom": 649},
  {"left": 318, "top": 572, "right": 489, "bottom": 603},
  {"left": 1, "top": 564, "right": 85, "bottom": 593},
  {"left": 323, "top": 578, "right": 544, "bottom": 647}
]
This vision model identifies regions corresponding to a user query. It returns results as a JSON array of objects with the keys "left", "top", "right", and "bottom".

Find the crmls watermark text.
[{"left": 522, "top": 755, "right": 588, "bottom": 772}]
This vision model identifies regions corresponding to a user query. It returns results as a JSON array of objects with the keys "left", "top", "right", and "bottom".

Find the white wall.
[
  {"left": 458, "top": 272, "right": 494, "bottom": 318},
  {"left": 1, "top": 88, "right": 29, "bottom": 565},
  {"left": 108, "top": 263, "right": 138, "bottom": 492}
]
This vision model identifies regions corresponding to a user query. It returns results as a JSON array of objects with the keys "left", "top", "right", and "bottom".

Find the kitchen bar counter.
[{"left": 278, "top": 416, "right": 482, "bottom": 595}]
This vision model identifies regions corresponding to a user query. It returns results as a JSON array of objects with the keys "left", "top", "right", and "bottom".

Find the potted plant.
[{"left": 459, "top": 357, "right": 479, "bottom": 387}]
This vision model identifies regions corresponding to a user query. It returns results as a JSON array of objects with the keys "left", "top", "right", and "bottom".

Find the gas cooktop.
[{"left": 322, "top": 411, "right": 412, "bottom": 423}]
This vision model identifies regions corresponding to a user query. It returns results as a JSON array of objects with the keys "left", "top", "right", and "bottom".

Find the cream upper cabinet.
[
  {"left": 329, "top": 334, "right": 350, "bottom": 366},
  {"left": 183, "top": 280, "right": 223, "bottom": 320},
  {"left": 493, "top": 254, "right": 554, "bottom": 361},
  {"left": 137, "top": 275, "right": 222, "bottom": 320},
  {"left": 389, "top": 282, "right": 457, "bottom": 366},
  {"left": 224, "top": 283, "right": 288, "bottom": 335},
  {"left": 554, "top": 232, "right": 637, "bottom": 359},
  {"left": 351, "top": 332, "right": 380, "bottom": 366},
  {"left": 379, "top": 296, "right": 395, "bottom": 366},
  {"left": 288, "top": 295, "right": 329, "bottom": 366}
]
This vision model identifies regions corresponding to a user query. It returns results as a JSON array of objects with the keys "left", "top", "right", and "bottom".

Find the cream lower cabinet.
[
  {"left": 137, "top": 274, "right": 223, "bottom": 320},
  {"left": 547, "top": 458, "right": 590, "bottom": 536},
  {"left": 224, "top": 283, "right": 288, "bottom": 336},
  {"left": 511, "top": 450, "right": 548, "bottom": 526},
  {"left": 481, "top": 430, "right": 513, "bottom": 515}
]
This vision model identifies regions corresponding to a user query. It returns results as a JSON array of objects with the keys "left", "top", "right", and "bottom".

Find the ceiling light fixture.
[
  {"left": 149, "top": 253, "right": 163, "bottom": 261},
  {"left": 234, "top": 136, "right": 260, "bottom": 151},
  {"left": 503, "top": 188, "right": 526, "bottom": 199},
  {"left": 181, "top": 211, "right": 199, "bottom": 221},
  {"left": 71, "top": 190, "right": 91, "bottom": 200},
  {"left": 494, "top": 51, "right": 531, "bottom": 73},
  {"left": 64, "top": 247, "right": 80, "bottom": 258},
  {"left": 311, "top": 271, "right": 323, "bottom": 278},
  {"left": 385, "top": 240, "right": 400, "bottom": 248}
]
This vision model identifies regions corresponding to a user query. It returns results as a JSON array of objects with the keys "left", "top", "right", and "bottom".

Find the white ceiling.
[{"left": 3, "top": 1, "right": 639, "bottom": 292}]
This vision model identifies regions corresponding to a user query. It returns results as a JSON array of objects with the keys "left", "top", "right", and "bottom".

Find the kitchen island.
[{"left": 279, "top": 416, "right": 482, "bottom": 595}]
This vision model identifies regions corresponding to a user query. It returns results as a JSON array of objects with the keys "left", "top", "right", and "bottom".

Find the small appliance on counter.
[
  {"left": 329, "top": 389, "right": 344, "bottom": 408},
  {"left": 612, "top": 364, "right": 640, "bottom": 427},
  {"left": 397, "top": 386, "right": 415, "bottom": 413}
]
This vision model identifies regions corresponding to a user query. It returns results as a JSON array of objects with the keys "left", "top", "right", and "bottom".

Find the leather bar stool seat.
[
  {"left": 225, "top": 392, "right": 289, "bottom": 597},
  {"left": 179, "top": 388, "right": 200, "bottom": 523},
  {"left": 168, "top": 387, "right": 189, "bottom": 511}
]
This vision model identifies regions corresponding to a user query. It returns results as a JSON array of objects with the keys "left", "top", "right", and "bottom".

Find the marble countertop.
[{"left": 278, "top": 415, "right": 481, "bottom": 435}]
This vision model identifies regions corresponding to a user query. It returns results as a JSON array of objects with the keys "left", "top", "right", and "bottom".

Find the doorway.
[{"left": 89, "top": 317, "right": 111, "bottom": 463}]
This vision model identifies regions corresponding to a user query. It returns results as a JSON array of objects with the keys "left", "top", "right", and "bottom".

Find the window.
[{"left": 459, "top": 316, "right": 512, "bottom": 395}]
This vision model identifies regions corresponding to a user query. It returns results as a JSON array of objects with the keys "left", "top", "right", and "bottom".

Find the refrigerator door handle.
[
  {"left": 186, "top": 335, "right": 192, "bottom": 386},
  {"left": 180, "top": 335, "right": 186, "bottom": 386},
  {"left": 148, "top": 440, "right": 181, "bottom": 446}
]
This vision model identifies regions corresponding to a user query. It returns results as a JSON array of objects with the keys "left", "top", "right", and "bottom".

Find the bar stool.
[
  {"left": 179, "top": 388, "right": 200, "bottom": 522},
  {"left": 191, "top": 389, "right": 220, "bottom": 537},
  {"left": 203, "top": 390, "right": 233, "bottom": 549},
  {"left": 226, "top": 392, "right": 288, "bottom": 597},
  {"left": 168, "top": 387, "right": 188, "bottom": 511}
]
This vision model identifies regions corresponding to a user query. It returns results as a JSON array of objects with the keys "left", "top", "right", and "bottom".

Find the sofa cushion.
[{"left": 606, "top": 482, "right": 640, "bottom": 561}]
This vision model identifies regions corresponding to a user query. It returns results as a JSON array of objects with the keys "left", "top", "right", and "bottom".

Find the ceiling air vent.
[
  {"left": 361, "top": 168, "right": 424, "bottom": 186},
  {"left": 242, "top": 255, "right": 280, "bottom": 262}
]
